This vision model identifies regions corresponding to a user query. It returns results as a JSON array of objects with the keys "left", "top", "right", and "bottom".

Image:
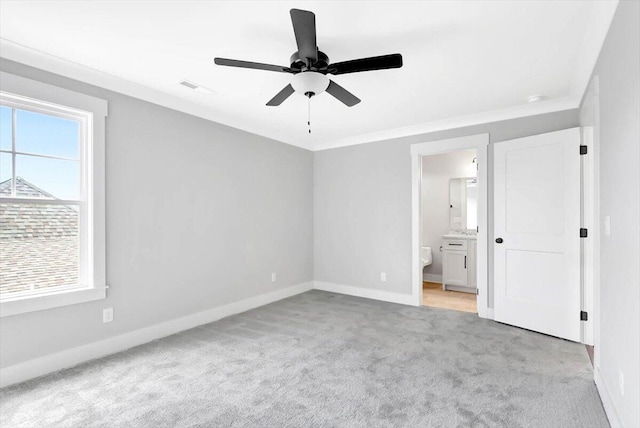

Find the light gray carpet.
[{"left": 0, "top": 291, "right": 608, "bottom": 427}]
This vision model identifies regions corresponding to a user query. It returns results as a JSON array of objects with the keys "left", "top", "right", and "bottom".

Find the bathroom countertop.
[{"left": 442, "top": 234, "right": 478, "bottom": 240}]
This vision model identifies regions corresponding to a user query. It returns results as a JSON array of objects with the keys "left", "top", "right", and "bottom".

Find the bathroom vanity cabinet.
[{"left": 442, "top": 236, "right": 477, "bottom": 293}]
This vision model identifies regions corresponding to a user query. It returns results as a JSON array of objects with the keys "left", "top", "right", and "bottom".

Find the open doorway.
[
  {"left": 411, "top": 134, "right": 489, "bottom": 318},
  {"left": 421, "top": 149, "right": 479, "bottom": 313}
]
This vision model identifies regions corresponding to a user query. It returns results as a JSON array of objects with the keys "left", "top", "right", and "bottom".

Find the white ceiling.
[{"left": 0, "top": 1, "right": 617, "bottom": 150}]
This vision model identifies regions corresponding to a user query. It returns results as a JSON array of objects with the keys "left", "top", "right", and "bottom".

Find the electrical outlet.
[
  {"left": 381, "top": 272, "right": 387, "bottom": 282},
  {"left": 619, "top": 369, "right": 624, "bottom": 396},
  {"left": 271, "top": 272, "right": 277, "bottom": 282},
  {"left": 103, "top": 307, "right": 113, "bottom": 323}
]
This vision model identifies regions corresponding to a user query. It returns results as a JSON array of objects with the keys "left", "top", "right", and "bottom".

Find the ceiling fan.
[{"left": 214, "top": 8, "right": 403, "bottom": 108}]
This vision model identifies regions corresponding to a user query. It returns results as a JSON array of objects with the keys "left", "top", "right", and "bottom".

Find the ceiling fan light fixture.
[{"left": 291, "top": 72, "right": 329, "bottom": 97}]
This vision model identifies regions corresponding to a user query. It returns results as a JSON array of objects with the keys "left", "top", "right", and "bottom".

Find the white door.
[{"left": 494, "top": 128, "right": 581, "bottom": 341}]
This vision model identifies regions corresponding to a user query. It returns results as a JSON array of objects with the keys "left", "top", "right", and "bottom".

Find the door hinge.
[
  {"left": 580, "top": 228, "right": 588, "bottom": 238},
  {"left": 476, "top": 289, "right": 479, "bottom": 295},
  {"left": 580, "top": 145, "right": 588, "bottom": 155},
  {"left": 580, "top": 311, "right": 588, "bottom": 321}
]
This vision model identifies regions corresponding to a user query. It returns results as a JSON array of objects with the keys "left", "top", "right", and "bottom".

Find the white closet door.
[{"left": 494, "top": 128, "right": 581, "bottom": 341}]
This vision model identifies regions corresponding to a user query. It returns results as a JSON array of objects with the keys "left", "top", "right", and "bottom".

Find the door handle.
[
  {"left": 464, "top": 255, "right": 467, "bottom": 269},
  {"left": 495, "top": 238, "right": 504, "bottom": 244}
]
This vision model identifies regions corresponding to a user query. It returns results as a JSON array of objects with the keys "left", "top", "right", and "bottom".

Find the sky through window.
[{"left": 0, "top": 105, "right": 80, "bottom": 200}]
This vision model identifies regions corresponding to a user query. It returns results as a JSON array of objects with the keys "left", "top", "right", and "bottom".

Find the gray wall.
[
  {"left": 0, "top": 59, "right": 314, "bottom": 368},
  {"left": 314, "top": 109, "right": 579, "bottom": 302},
  {"left": 580, "top": 1, "right": 640, "bottom": 425}
]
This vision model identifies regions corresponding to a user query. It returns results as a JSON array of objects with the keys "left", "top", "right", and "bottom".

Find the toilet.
[{"left": 421, "top": 246, "right": 433, "bottom": 268}]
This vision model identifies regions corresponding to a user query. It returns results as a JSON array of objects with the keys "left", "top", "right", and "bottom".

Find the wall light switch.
[
  {"left": 604, "top": 216, "right": 611, "bottom": 236},
  {"left": 271, "top": 272, "right": 277, "bottom": 282},
  {"left": 381, "top": 272, "right": 387, "bottom": 282},
  {"left": 103, "top": 308, "right": 113, "bottom": 323}
]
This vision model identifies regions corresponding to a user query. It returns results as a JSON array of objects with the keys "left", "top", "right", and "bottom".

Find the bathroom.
[{"left": 421, "top": 148, "right": 478, "bottom": 313}]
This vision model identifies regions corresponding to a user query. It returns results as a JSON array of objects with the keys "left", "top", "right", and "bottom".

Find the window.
[{"left": 0, "top": 72, "right": 107, "bottom": 316}]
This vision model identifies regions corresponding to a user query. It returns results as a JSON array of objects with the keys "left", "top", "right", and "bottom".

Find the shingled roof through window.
[
  {"left": 0, "top": 177, "right": 79, "bottom": 295},
  {"left": 0, "top": 176, "right": 59, "bottom": 198}
]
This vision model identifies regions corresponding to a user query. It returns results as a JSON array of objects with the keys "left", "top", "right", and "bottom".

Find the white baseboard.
[
  {"left": 0, "top": 281, "right": 313, "bottom": 388},
  {"left": 422, "top": 274, "right": 442, "bottom": 283},
  {"left": 594, "top": 367, "right": 622, "bottom": 428},
  {"left": 313, "top": 281, "right": 415, "bottom": 306}
]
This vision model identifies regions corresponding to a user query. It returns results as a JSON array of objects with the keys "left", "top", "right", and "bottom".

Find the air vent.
[
  {"left": 180, "top": 80, "right": 198, "bottom": 89},
  {"left": 179, "top": 80, "right": 213, "bottom": 95}
]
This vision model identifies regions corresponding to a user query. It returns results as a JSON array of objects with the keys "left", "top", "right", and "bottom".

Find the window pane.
[
  {"left": 0, "top": 202, "right": 79, "bottom": 295},
  {"left": 0, "top": 152, "right": 10, "bottom": 186},
  {"left": 0, "top": 106, "right": 11, "bottom": 151},
  {"left": 15, "top": 154, "right": 79, "bottom": 200},
  {"left": 16, "top": 109, "right": 79, "bottom": 159}
]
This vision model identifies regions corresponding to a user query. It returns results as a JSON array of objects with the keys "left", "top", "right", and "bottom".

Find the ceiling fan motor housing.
[
  {"left": 291, "top": 72, "right": 330, "bottom": 97},
  {"left": 290, "top": 50, "right": 329, "bottom": 72}
]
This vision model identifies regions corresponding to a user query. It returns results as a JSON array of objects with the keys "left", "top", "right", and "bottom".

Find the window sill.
[{"left": 0, "top": 286, "right": 108, "bottom": 317}]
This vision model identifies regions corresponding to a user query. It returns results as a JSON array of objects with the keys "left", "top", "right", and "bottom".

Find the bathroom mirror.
[{"left": 449, "top": 177, "right": 478, "bottom": 231}]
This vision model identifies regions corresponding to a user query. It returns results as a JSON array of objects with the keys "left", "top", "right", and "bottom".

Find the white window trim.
[{"left": 0, "top": 71, "right": 108, "bottom": 317}]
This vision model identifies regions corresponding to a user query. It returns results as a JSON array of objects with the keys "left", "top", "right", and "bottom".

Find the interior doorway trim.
[
  {"left": 410, "top": 134, "right": 490, "bottom": 318},
  {"left": 579, "top": 75, "right": 600, "bottom": 349}
]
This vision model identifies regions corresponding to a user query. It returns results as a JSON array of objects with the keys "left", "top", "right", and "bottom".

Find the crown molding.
[
  {"left": 0, "top": 38, "right": 308, "bottom": 150},
  {"left": 314, "top": 97, "right": 579, "bottom": 151},
  {"left": 0, "top": 37, "right": 593, "bottom": 153}
]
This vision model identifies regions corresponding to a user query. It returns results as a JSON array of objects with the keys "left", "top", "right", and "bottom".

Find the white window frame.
[{"left": 0, "top": 72, "right": 107, "bottom": 317}]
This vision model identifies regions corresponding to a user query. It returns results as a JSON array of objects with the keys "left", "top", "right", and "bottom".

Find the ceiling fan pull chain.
[{"left": 308, "top": 95, "right": 311, "bottom": 134}]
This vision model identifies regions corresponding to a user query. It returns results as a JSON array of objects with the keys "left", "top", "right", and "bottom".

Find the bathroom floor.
[{"left": 422, "top": 281, "right": 477, "bottom": 313}]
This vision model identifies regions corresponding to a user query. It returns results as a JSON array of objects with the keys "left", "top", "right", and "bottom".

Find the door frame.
[
  {"left": 580, "top": 76, "right": 600, "bottom": 348},
  {"left": 410, "top": 134, "right": 490, "bottom": 318}
]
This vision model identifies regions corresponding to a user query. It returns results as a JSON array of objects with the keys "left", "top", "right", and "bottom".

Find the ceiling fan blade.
[
  {"left": 329, "top": 53, "right": 403, "bottom": 75},
  {"left": 266, "top": 84, "right": 295, "bottom": 106},
  {"left": 326, "top": 80, "right": 361, "bottom": 107},
  {"left": 290, "top": 9, "right": 318, "bottom": 63},
  {"left": 214, "top": 58, "right": 293, "bottom": 73}
]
